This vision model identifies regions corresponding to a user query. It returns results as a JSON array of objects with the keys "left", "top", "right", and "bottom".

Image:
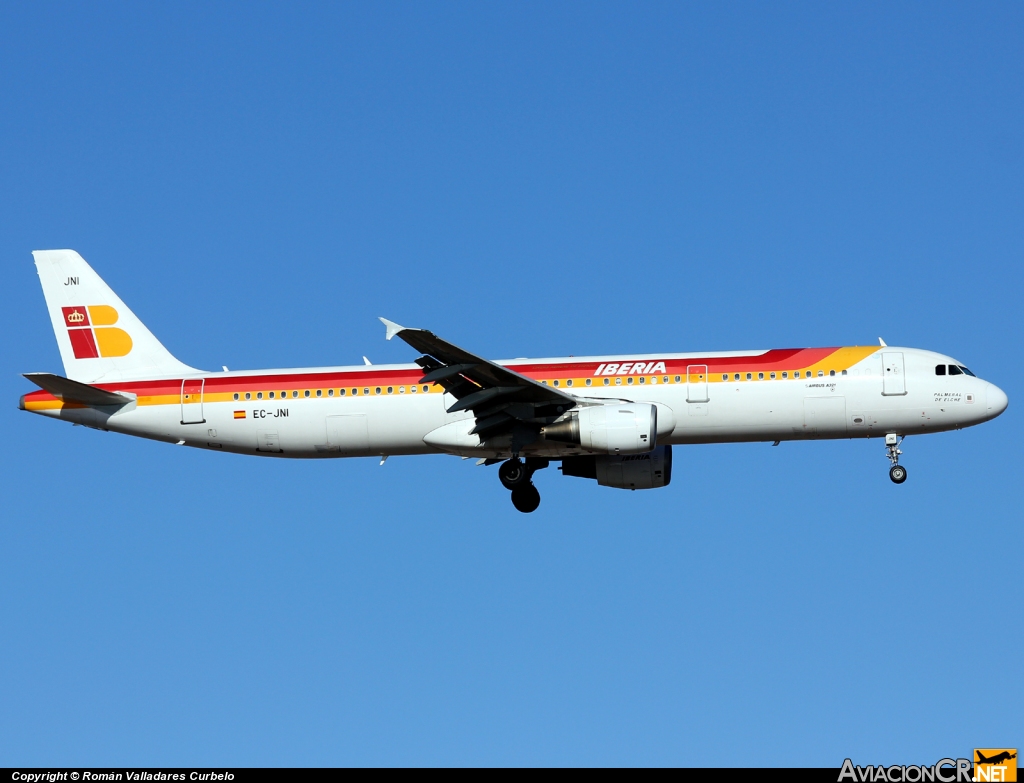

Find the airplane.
[
  {"left": 976, "top": 752, "right": 1016, "bottom": 765},
  {"left": 20, "top": 249, "right": 1008, "bottom": 513}
]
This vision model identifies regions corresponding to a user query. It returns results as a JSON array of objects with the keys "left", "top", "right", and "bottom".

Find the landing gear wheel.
[
  {"left": 510, "top": 483, "right": 541, "bottom": 513},
  {"left": 499, "top": 458, "right": 530, "bottom": 490},
  {"left": 884, "top": 435, "right": 906, "bottom": 485}
]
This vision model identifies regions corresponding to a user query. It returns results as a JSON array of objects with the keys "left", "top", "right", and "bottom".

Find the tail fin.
[{"left": 33, "top": 249, "right": 197, "bottom": 383}]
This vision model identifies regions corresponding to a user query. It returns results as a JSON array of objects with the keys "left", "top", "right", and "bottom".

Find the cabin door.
[
  {"left": 180, "top": 379, "right": 205, "bottom": 424},
  {"left": 882, "top": 352, "right": 907, "bottom": 396}
]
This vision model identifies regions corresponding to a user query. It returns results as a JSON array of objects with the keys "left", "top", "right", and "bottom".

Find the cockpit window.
[
  {"left": 948, "top": 365, "right": 963, "bottom": 376},
  {"left": 958, "top": 365, "right": 976, "bottom": 377},
  {"left": 935, "top": 364, "right": 946, "bottom": 376}
]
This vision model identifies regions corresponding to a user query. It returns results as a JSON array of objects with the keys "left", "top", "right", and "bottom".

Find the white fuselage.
[{"left": 22, "top": 346, "right": 1008, "bottom": 459}]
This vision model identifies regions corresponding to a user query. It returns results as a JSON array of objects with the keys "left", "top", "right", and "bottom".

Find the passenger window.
[
  {"left": 566, "top": 379, "right": 573, "bottom": 387},
  {"left": 375, "top": 387, "right": 381, "bottom": 394},
  {"left": 552, "top": 380, "right": 559, "bottom": 387},
  {"left": 746, "top": 373, "right": 752, "bottom": 380},
  {"left": 316, "top": 389, "right": 322, "bottom": 397},
  {"left": 935, "top": 364, "right": 946, "bottom": 375},
  {"left": 829, "top": 370, "right": 836, "bottom": 377},
  {"left": 304, "top": 390, "right": 310, "bottom": 397},
  {"left": 399, "top": 386, "right": 405, "bottom": 393},
  {"left": 674, "top": 375, "right": 681, "bottom": 383},
  {"left": 948, "top": 365, "right": 962, "bottom": 375},
  {"left": 722, "top": 374, "right": 729, "bottom": 381},
  {"left": 340, "top": 389, "right": 346, "bottom": 396},
  {"left": 387, "top": 387, "right": 393, "bottom": 394},
  {"left": 364, "top": 388, "right": 370, "bottom": 395},
  {"left": 733, "top": 373, "right": 740, "bottom": 381},
  {"left": 603, "top": 378, "right": 610, "bottom": 386},
  {"left": 841, "top": 370, "right": 847, "bottom": 376},
  {"left": 257, "top": 392, "right": 263, "bottom": 399},
  {"left": 422, "top": 386, "right": 429, "bottom": 393},
  {"left": 328, "top": 389, "right": 334, "bottom": 396},
  {"left": 292, "top": 391, "right": 299, "bottom": 398},
  {"left": 770, "top": 372, "right": 776, "bottom": 380},
  {"left": 651, "top": 377, "right": 658, "bottom": 384},
  {"left": 758, "top": 373, "right": 764, "bottom": 380},
  {"left": 615, "top": 378, "right": 622, "bottom": 385},
  {"left": 410, "top": 385, "right": 416, "bottom": 393},
  {"left": 781, "top": 372, "right": 788, "bottom": 379},
  {"left": 817, "top": 371, "right": 824, "bottom": 377},
  {"left": 585, "top": 378, "right": 592, "bottom": 386},
  {"left": 627, "top": 377, "right": 634, "bottom": 385},
  {"left": 233, "top": 393, "right": 239, "bottom": 401}
]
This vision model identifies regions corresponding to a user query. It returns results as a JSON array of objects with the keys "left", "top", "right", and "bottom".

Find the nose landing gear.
[
  {"left": 499, "top": 457, "right": 548, "bottom": 512},
  {"left": 885, "top": 434, "right": 907, "bottom": 484}
]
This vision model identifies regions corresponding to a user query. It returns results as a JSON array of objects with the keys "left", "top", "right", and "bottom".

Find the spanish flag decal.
[{"left": 233, "top": 410, "right": 246, "bottom": 419}]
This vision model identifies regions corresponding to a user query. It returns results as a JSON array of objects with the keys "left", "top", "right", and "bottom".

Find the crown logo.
[{"left": 67, "top": 310, "right": 86, "bottom": 324}]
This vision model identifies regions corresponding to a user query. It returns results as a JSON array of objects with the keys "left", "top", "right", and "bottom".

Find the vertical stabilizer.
[{"left": 33, "top": 249, "right": 198, "bottom": 383}]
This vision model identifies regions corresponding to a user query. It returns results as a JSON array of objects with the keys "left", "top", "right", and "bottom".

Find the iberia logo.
[
  {"left": 975, "top": 749, "right": 1017, "bottom": 782},
  {"left": 61, "top": 305, "right": 133, "bottom": 358}
]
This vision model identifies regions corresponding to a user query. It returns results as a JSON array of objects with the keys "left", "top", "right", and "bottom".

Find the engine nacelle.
[
  {"left": 542, "top": 402, "right": 657, "bottom": 455},
  {"left": 561, "top": 446, "right": 673, "bottom": 490}
]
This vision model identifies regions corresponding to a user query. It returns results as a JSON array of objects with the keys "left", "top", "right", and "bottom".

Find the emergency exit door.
[
  {"left": 687, "top": 364, "right": 709, "bottom": 403},
  {"left": 180, "top": 379, "right": 205, "bottom": 424}
]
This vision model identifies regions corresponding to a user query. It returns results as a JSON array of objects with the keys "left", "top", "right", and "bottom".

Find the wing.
[{"left": 380, "top": 318, "right": 577, "bottom": 445}]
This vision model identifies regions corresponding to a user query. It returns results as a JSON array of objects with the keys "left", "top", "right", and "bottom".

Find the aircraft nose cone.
[{"left": 987, "top": 383, "right": 1008, "bottom": 417}]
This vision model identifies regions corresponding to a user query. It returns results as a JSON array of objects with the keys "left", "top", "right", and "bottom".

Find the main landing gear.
[
  {"left": 499, "top": 457, "right": 547, "bottom": 513},
  {"left": 886, "top": 433, "right": 907, "bottom": 484}
]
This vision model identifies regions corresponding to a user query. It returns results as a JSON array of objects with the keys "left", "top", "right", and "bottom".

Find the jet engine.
[
  {"left": 561, "top": 446, "right": 673, "bottom": 490},
  {"left": 542, "top": 402, "right": 657, "bottom": 455}
]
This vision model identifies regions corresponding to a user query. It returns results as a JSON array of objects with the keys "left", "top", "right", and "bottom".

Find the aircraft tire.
[
  {"left": 511, "top": 483, "right": 541, "bottom": 513},
  {"left": 889, "top": 465, "right": 907, "bottom": 484},
  {"left": 499, "top": 458, "right": 530, "bottom": 490}
]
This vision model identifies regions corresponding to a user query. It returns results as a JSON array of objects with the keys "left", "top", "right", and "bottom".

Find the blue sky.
[{"left": 1, "top": 2, "right": 1021, "bottom": 766}]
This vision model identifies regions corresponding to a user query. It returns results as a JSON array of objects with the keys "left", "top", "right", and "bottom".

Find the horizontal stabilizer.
[{"left": 23, "top": 372, "right": 132, "bottom": 406}]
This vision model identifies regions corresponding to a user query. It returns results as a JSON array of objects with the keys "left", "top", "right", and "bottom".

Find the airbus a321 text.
[{"left": 21, "top": 250, "right": 1008, "bottom": 512}]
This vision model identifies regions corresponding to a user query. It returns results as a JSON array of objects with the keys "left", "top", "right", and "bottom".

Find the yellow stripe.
[{"left": 801, "top": 346, "right": 879, "bottom": 376}]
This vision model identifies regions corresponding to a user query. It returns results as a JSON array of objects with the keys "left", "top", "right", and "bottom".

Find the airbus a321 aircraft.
[{"left": 21, "top": 250, "right": 1008, "bottom": 512}]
